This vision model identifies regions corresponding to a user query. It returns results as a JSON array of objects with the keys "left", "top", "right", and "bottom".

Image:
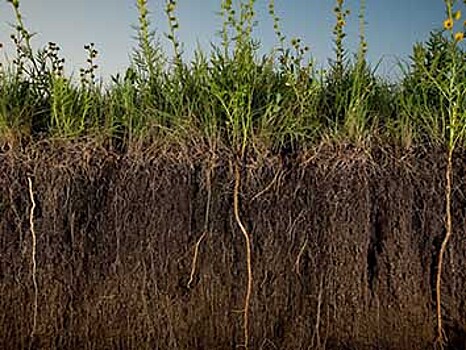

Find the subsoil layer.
[{"left": 0, "top": 142, "right": 465, "bottom": 349}]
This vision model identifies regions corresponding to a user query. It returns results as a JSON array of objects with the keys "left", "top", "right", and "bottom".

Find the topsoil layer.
[{"left": 0, "top": 142, "right": 465, "bottom": 350}]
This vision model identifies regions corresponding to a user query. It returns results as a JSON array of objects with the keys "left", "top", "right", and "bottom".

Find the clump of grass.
[
  {"left": 0, "top": 0, "right": 463, "bottom": 156},
  {"left": 320, "top": 0, "right": 387, "bottom": 144},
  {"left": 0, "top": 0, "right": 389, "bottom": 150},
  {"left": 1, "top": 0, "right": 53, "bottom": 140},
  {"left": 1, "top": 0, "right": 107, "bottom": 142},
  {"left": 48, "top": 43, "right": 102, "bottom": 138}
]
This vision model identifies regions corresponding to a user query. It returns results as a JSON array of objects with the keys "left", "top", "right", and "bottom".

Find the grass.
[
  {"left": 1, "top": 0, "right": 466, "bottom": 347},
  {"left": 0, "top": 0, "right": 384, "bottom": 150},
  {"left": 1, "top": 0, "right": 462, "bottom": 152}
]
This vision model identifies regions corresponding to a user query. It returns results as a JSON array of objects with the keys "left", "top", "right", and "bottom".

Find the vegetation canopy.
[{"left": 0, "top": 0, "right": 464, "bottom": 151}]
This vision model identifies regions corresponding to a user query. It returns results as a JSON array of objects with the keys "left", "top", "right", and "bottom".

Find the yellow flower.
[
  {"left": 454, "top": 10, "right": 462, "bottom": 21},
  {"left": 166, "top": 2, "right": 175, "bottom": 12},
  {"left": 444, "top": 17, "right": 454, "bottom": 30},
  {"left": 454, "top": 31, "right": 464, "bottom": 41}
]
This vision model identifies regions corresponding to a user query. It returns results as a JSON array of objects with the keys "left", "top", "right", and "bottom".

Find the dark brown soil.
[{"left": 0, "top": 141, "right": 465, "bottom": 350}]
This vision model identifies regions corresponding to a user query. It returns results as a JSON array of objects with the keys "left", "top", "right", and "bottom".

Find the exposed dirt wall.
[{"left": 0, "top": 143, "right": 465, "bottom": 349}]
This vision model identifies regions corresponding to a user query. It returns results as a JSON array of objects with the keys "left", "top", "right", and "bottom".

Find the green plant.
[
  {"left": 133, "top": 0, "right": 165, "bottom": 81},
  {"left": 322, "top": 0, "right": 381, "bottom": 142},
  {"left": 432, "top": 1, "right": 466, "bottom": 346},
  {"left": 401, "top": 0, "right": 466, "bottom": 346},
  {"left": 1, "top": 0, "right": 465, "bottom": 161},
  {"left": 165, "top": 0, "right": 182, "bottom": 67}
]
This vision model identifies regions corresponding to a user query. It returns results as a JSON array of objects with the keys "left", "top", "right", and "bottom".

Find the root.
[
  {"left": 435, "top": 150, "right": 453, "bottom": 347},
  {"left": 311, "top": 275, "right": 324, "bottom": 349},
  {"left": 233, "top": 163, "right": 253, "bottom": 350},
  {"left": 250, "top": 170, "right": 281, "bottom": 203},
  {"left": 294, "top": 238, "right": 308, "bottom": 277},
  {"left": 187, "top": 164, "right": 213, "bottom": 289},
  {"left": 27, "top": 177, "right": 38, "bottom": 349},
  {"left": 187, "top": 230, "right": 207, "bottom": 289}
]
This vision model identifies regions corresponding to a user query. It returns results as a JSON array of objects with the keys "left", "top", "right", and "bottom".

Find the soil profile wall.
[{"left": 0, "top": 143, "right": 465, "bottom": 349}]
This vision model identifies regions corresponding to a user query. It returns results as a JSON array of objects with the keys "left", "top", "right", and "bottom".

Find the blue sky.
[{"left": 0, "top": 0, "right": 449, "bottom": 80}]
